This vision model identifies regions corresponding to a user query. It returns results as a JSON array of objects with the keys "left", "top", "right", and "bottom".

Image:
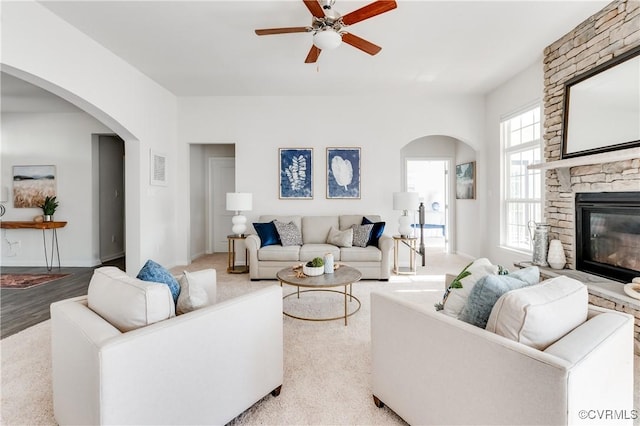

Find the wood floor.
[{"left": 0, "top": 257, "right": 125, "bottom": 339}]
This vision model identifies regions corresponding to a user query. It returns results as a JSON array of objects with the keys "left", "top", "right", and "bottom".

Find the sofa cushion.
[
  {"left": 88, "top": 266, "right": 176, "bottom": 332},
  {"left": 486, "top": 275, "right": 588, "bottom": 350},
  {"left": 340, "top": 215, "right": 381, "bottom": 230},
  {"left": 459, "top": 266, "right": 539, "bottom": 328},
  {"left": 441, "top": 258, "right": 500, "bottom": 319},
  {"left": 327, "top": 227, "right": 353, "bottom": 247},
  {"left": 362, "top": 217, "right": 385, "bottom": 247},
  {"left": 274, "top": 220, "right": 303, "bottom": 246},
  {"left": 351, "top": 224, "right": 373, "bottom": 248},
  {"left": 176, "top": 270, "right": 212, "bottom": 315},
  {"left": 302, "top": 216, "right": 339, "bottom": 244},
  {"left": 253, "top": 221, "right": 281, "bottom": 247},
  {"left": 300, "top": 244, "right": 341, "bottom": 262},
  {"left": 341, "top": 246, "right": 382, "bottom": 262},
  {"left": 258, "top": 244, "right": 300, "bottom": 261},
  {"left": 258, "top": 215, "right": 301, "bottom": 231},
  {"left": 137, "top": 259, "right": 181, "bottom": 303}
]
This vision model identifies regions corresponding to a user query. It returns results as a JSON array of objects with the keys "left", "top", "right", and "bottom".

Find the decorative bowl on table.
[{"left": 302, "top": 265, "right": 324, "bottom": 277}]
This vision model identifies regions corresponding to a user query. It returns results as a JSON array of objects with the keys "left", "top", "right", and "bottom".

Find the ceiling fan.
[{"left": 255, "top": 0, "right": 397, "bottom": 63}]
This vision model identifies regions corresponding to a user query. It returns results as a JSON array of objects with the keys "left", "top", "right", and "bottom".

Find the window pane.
[{"left": 501, "top": 105, "right": 542, "bottom": 251}]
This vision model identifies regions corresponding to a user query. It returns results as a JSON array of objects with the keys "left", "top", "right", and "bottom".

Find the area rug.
[{"left": 0, "top": 273, "right": 69, "bottom": 289}]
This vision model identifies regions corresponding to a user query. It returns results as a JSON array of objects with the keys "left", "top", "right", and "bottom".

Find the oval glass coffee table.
[{"left": 276, "top": 265, "right": 362, "bottom": 326}]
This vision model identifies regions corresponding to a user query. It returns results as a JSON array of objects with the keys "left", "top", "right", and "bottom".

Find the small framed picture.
[
  {"left": 12, "top": 165, "right": 56, "bottom": 208},
  {"left": 455, "top": 161, "right": 476, "bottom": 200},
  {"left": 327, "top": 147, "right": 361, "bottom": 199},
  {"left": 279, "top": 148, "right": 313, "bottom": 199},
  {"left": 150, "top": 150, "right": 168, "bottom": 186}
]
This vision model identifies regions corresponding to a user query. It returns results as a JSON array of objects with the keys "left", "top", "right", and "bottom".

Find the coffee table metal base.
[{"left": 282, "top": 286, "right": 361, "bottom": 326}]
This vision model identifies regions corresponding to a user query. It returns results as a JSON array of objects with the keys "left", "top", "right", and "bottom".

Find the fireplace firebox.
[{"left": 575, "top": 192, "right": 640, "bottom": 283}]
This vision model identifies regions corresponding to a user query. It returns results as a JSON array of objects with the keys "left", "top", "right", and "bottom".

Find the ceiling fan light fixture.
[{"left": 313, "top": 29, "right": 342, "bottom": 50}]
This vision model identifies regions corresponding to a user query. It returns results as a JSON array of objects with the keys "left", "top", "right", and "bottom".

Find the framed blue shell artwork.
[
  {"left": 327, "top": 147, "right": 361, "bottom": 199},
  {"left": 279, "top": 148, "right": 313, "bottom": 199}
]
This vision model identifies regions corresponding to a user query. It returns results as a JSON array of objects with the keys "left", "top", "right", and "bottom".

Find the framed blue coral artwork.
[
  {"left": 327, "top": 147, "right": 360, "bottom": 199},
  {"left": 279, "top": 148, "right": 313, "bottom": 199}
]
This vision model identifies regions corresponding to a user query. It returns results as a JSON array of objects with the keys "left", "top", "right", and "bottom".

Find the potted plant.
[
  {"left": 303, "top": 256, "right": 325, "bottom": 277},
  {"left": 38, "top": 196, "right": 59, "bottom": 222}
]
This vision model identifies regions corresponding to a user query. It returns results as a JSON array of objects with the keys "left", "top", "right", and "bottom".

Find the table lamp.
[
  {"left": 393, "top": 192, "right": 419, "bottom": 237},
  {"left": 226, "top": 192, "right": 252, "bottom": 236}
]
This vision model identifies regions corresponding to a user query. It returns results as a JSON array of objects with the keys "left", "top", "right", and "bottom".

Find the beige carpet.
[{"left": 1, "top": 253, "right": 639, "bottom": 425}]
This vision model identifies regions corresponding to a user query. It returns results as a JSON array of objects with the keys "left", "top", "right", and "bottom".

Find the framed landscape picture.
[
  {"left": 327, "top": 147, "right": 361, "bottom": 199},
  {"left": 279, "top": 148, "right": 313, "bottom": 199},
  {"left": 455, "top": 161, "right": 476, "bottom": 200},
  {"left": 12, "top": 165, "right": 56, "bottom": 208}
]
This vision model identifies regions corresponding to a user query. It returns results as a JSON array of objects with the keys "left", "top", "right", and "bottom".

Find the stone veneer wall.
[{"left": 543, "top": 0, "right": 640, "bottom": 348}]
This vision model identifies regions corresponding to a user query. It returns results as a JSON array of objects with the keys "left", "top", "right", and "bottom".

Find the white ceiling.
[{"left": 2, "top": 0, "right": 610, "bottom": 108}]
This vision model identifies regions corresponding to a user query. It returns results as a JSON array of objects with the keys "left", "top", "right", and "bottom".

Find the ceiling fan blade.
[
  {"left": 341, "top": 0, "right": 397, "bottom": 26},
  {"left": 341, "top": 33, "right": 382, "bottom": 56},
  {"left": 305, "top": 45, "right": 321, "bottom": 63},
  {"left": 303, "top": 0, "right": 325, "bottom": 18},
  {"left": 255, "top": 27, "right": 310, "bottom": 36}
]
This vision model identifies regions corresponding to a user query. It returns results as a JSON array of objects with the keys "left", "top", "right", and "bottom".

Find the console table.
[{"left": 0, "top": 221, "right": 67, "bottom": 271}]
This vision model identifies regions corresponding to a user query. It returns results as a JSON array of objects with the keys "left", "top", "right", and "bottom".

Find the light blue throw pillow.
[
  {"left": 137, "top": 259, "right": 180, "bottom": 304},
  {"left": 460, "top": 266, "right": 540, "bottom": 329}
]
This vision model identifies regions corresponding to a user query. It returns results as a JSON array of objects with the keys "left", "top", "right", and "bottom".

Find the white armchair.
[
  {"left": 51, "top": 274, "right": 283, "bottom": 426},
  {"left": 371, "top": 289, "right": 634, "bottom": 425}
]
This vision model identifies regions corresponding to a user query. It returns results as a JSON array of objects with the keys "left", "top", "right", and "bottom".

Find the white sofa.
[
  {"left": 51, "top": 268, "right": 284, "bottom": 425},
  {"left": 245, "top": 215, "right": 393, "bottom": 281},
  {"left": 370, "top": 288, "right": 635, "bottom": 425}
]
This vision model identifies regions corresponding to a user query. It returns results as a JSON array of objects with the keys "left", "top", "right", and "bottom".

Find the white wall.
[
  {"left": 454, "top": 140, "right": 480, "bottom": 258},
  {"left": 1, "top": 1, "right": 178, "bottom": 272},
  {"left": 1, "top": 112, "right": 111, "bottom": 266},
  {"left": 177, "top": 95, "right": 486, "bottom": 260},
  {"left": 484, "top": 58, "right": 543, "bottom": 267}
]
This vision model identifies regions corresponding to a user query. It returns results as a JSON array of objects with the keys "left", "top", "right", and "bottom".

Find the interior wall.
[
  {"left": 189, "top": 145, "right": 206, "bottom": 260},
  {"left": 177, "top": 96, "right": 486, "bottom": 261},
  {"left": 484, "top": 58, "right": 543, "bottom": 267},
  {"left": 2, "top": 0, "right": 178, "bottom": 272},
  {"left": 1, "top": 112, "right": 111, "bottom": 266},
  {"left": 454, "top": 140, "right": 480, "bottom": 258}
]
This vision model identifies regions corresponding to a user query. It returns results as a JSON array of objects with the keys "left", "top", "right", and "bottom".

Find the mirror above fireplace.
[{"left": 562, "top": 45, "right": 640, "bottom": 159}]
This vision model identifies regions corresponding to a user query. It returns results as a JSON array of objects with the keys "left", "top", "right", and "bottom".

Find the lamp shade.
[
  {"left": 0, "top": 186, "right": 8, "bottom": 203},
  {"left": 393, "top": 192, "right": 419, "bottom": 211},
  {"left": 313, "top": 29, "right": 342, "bottom": 50},
  {"left": 226, "top": 193, "right": 252, "bottom": 212}
]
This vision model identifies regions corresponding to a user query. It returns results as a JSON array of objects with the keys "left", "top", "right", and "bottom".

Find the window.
[{"left": 501, "top": 105, "right": 542, "bottom": 251}]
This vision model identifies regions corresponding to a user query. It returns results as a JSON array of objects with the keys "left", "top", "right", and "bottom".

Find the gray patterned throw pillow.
[
  {"left": 351, "top": 224, "right": 373, "bottom": 248},
  {"left": 274, "top": 220, "right": 303, "bottom": 246}
]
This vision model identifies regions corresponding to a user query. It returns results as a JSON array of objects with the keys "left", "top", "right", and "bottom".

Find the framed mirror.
[{"left": 562, "top": 45, "right": 640, "bottom": 159}]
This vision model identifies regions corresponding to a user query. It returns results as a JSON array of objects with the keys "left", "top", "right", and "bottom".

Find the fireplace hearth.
[{"left": 575, "top": 192, "right": 640, "bottom": 283}]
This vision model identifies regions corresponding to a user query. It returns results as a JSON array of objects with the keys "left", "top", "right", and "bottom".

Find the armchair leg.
[
  {"left": 271, "top": 385, "right": 282, "bottom": 397},
  {"left": 373, "top": 395, "right": 384, "bottom": 408}
]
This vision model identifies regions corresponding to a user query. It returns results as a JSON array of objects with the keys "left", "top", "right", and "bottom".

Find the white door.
[{"left": 209, "top": 158, "right": 235, "bottom": 253}]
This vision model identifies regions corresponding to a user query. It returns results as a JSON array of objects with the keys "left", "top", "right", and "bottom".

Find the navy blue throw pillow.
[
  {"left": 362, "top": 217, "right": 385, "bottom": 247},
  {"left": 253, "top": 221, "right": 281, "bottom": 247},
  {"left": 137, "top": 259, "right": 180, "bottom": 304}
]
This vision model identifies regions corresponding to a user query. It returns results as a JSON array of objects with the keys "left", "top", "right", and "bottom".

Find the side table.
[
  {"left": 393, "top": 235, "right": 417, "bottom": 275},
  {"left": 227, "top": 234, "right": 249, "bottom": 274},
  {"left": 0, "top": 220, "right": 67, "bottom": 271}
]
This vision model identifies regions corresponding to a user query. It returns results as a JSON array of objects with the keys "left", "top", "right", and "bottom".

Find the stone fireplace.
[{"left": 541, "top": 0, "right": 639, "bottom": 349}]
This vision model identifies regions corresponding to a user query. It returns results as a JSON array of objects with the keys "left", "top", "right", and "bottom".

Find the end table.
[
  {"left": 227, "top": 234, "right": 249, "bottom": 274},
  {"left": 393, "top": 235, "right": 417, "bottom": 275}
]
